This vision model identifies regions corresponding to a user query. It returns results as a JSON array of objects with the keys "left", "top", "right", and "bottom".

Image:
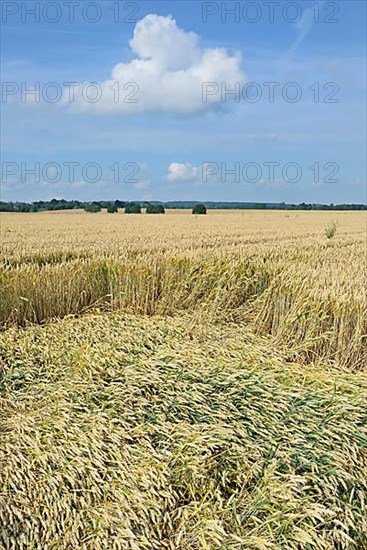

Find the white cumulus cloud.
[
  {"left": 167, "top": 162, "right": 199, "bottom": 182},
  {"left": 68, "top": 14, "right": 246, "bottom": 115}
]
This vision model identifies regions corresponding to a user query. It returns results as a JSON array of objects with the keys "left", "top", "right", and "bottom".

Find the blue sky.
[{"left": 1, "top": 0, "right": 366, "bottom": 203}]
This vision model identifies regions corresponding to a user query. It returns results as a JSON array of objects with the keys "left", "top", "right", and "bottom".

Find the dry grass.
[{"left": 1, "top": 312, "right": 367, "bottom": 549}]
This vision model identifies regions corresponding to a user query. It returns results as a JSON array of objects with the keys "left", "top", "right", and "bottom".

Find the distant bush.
[
  {"left": 107, "top": 204, "right": 118, "bottom": 214},
  {"left": 146, "top": 204, "right": 165, "bottom": 214},
  {"left": 125, "top": 202, "right": 141, "bottom": 214},
  {"left": 84, "top": 203, "right": 101, "bottom": 213},
  {"left": 325, "top": 221, "right": 337, "bottom": 239},
  {"left": 192, "top": 203, "right": 207, "bottom": 215}
]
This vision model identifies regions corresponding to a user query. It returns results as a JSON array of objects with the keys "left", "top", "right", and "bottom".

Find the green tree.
[
  {"left": 115, "top": 200, "right": 126, "bottom": 208},
  {"left": 125, "top": 202, "right": 141, "bottom": 214},
  {"left": 192, "top": 203, "right": 207, "bottom": 215},
  {"left": 84, "top": 203, "right": 101, "bottom": 213},
  {"left": 146, "top": 203, "right": 165, "bottom": 214},
  {"left": 107, "top": 204, "right": 118, "bottom": 213}
]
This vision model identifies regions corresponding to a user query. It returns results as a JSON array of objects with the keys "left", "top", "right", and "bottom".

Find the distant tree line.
[
  {"left": 164, "top": 201, "right": 367, "bottom": 211},
  {"left": 0, "top": 199, "right": 366, "bottom": 213}
]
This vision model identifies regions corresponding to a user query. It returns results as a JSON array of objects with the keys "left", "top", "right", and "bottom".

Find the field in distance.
[
  {"left": 1, "top": 209, "right": 366, "bottom": 548},
  {"left": 2, "top": 208, "right": 365, "bottom": 256}
]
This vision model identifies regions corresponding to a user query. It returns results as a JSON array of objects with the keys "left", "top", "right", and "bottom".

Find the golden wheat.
[
  {"left": 1, "top": 312, "right": 367, "bottom": 549},
  {"left": 1, "top": 210, "right": 366, "bottom": 368},
  {"left": 1, "top": 209, "right": 366, "bottom": 548}
]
